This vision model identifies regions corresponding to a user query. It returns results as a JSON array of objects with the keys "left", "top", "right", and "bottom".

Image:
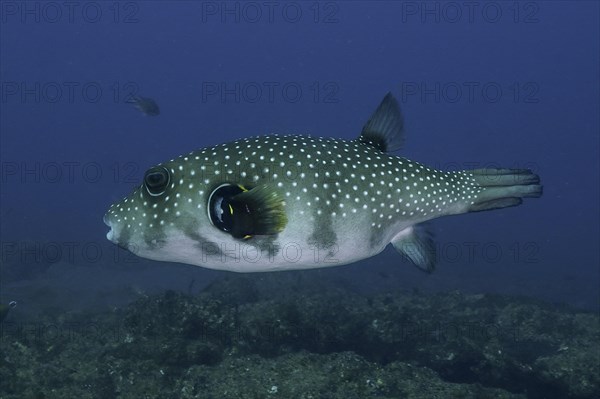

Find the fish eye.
[
  {"left": 144, "top": 166, "right": 170, "bottom": 196},
  {"left": 207, "top": 183, "right": 245, "bottom": 232}
]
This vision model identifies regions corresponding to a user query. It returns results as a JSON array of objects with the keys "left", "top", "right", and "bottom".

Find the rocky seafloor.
[{"left": 0, "top": 274, "right": 598, "bottom": 399}]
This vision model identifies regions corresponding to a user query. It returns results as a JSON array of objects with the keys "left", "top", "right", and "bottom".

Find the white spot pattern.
[{"left": 105, "top": 134, "right": 482, "bottom": 249}]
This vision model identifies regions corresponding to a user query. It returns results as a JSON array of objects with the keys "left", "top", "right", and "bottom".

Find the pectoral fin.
[
  {"left": 391, "top": 224, "right": 436, "bottom": 273},
  {"left": 208, "top": 183, "right": 287, "bottom": 239},
  {"left": 229, "top": 184, "right": 288, "bottom": 238}
]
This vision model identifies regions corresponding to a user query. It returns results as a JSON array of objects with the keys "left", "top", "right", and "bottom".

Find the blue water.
[{"left": 0, "top": 2, "right": 598, "bottom": 311}]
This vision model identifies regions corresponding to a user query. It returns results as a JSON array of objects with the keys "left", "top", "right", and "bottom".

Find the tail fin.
[{"left": 468, "top": 168, "right": 542, "bottom": 212}]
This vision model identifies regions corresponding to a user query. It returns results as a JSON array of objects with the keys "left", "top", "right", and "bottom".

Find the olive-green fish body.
[{"left": 104, "top": 94, "right": 542, "bottom": 272}]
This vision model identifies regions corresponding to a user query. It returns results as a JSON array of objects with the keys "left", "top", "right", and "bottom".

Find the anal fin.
[{"left": 391, "top": 224, "right": 436, "bottom": 273}]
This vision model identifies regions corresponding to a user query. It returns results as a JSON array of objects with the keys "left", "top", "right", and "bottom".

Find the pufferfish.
[{"left": 104, "top": 93, "right": 542, "bottom": 272}]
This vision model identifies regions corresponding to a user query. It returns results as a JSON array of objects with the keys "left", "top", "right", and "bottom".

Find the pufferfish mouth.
[{"left": 103, "top": 213, "right": 115, "bottom": 242}]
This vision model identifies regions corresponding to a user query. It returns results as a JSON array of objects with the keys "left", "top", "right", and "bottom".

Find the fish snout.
[
  {"left": 103, "top": 212, "right": 110, "bottom": 227},
  {"left": 103, "top": 213, "right": 115, "bottom": 242}
]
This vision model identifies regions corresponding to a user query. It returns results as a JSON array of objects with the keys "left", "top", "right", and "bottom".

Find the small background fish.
[{"left": 127, "top": 96, "right": 160, "bottom": 116}]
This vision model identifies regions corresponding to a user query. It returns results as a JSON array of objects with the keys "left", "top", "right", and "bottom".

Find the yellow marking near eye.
[
  {"left": 238, "top": 184, "right": 248, "bottom": 192},
  {"left": 243, "top": 235, "right": 252, "bottom": 240},
  {"left": 229, "top": 204, "right": 234, "bottom": 215}
]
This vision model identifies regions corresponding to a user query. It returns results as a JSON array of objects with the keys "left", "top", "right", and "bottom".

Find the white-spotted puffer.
[{"left": 104, "top": 93, "right": 542, "bottom": 272}]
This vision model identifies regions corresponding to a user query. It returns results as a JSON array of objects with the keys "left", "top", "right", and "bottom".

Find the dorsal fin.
[{"left": 358, "top": 92, "right": 405, "bottom": 152}]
